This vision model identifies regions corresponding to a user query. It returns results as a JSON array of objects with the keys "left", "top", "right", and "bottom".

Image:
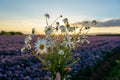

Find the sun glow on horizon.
[{"left": 0, "top": 19, "right": 120, "bottom": 35}]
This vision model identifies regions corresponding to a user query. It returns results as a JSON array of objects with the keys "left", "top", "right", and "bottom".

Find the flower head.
[
  {"left": 80, "top": 39, "right": 90, "bottom": 45},
  {"left": 45, "top": 26, "right": 54, "bottom": 36},
  {"left": 55, "top": 22, "right": 60, "bottom": 31},
  {"left": 65, "top": 40, "right": 72, "bottom": 48},
  {"left": 58, "top": 50, "right": 64, "bottom": 55},
  {"left": 21, "top": 47, "right": 25, "bottom": 53},
  {"left": 44, "top": 13, "right": 50, "bottom": 19},
  {"left": 21, "top": 43, "right": 31, "bottom": 53},
  {"left": 63, "top": 18, "right": 68, "bottom": 24},
  {"left": 66, "top": 33, "right": 71, "bottom": 41},
  {"left": 91, "top": 20, "right": 97, "bottom": 26},
  {"left": 56, "top": 22, "right": 60, "bottom": 27},
  {"left": 60, "top": 15, "right": 62, "bottom": 17},
  {"left": 65, "top": 34, "right": 72, "bottom": 47},
  {"left": 60, "top": 25, "right": 66, "bottom": 32},
  {"left": 47, "top": 39, "right": 56, "bottom": 48},
  {"left": 35, "top": 39, "right": 47, "bottom": 54},
  {"left": 67, "top": 27, "right": 74, "bottom": 32},
  {"left": 24, "top": 35, "right": 32, "bottom": 44}
]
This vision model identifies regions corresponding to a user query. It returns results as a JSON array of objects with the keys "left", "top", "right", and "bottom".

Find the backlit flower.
[
  {"left": 47, "top": 39, "right": 56, "bottom": 48},
  {"left": 45, "top": 26, "right": 54, "bottom": 36},
  {"left": 21, "top": 47, "right": 25, "bottom": 53},
  {"left": 35, "top": 39, "right": 47, "bottom": 54},
  {"left": 21, "top": 44, "right": 31, "bottom": 53},
  {"left": 24, "top": 35, "right": 32, "bottom": 44},
  {"left": 66, "top": 33, "right": 71, "bottom": 41},
  {"left": 80, "top": 39, "right": 90, "bottom": 45},
  {"left": 60, "top": 25, "right": 66, "bottom": 32},
  {"left": 66, "top": 40, "right": 72, "bottom": 48},
  {"left": 55, "top": 22, "right": 60, "bottom": 31},
  {"left": 67, "top": 27, "right": 74, "bottom": 32},
  {"left": 91, "top": 20, "right": 97, "bottom": 26},
  {"left": 65, "top": 22, "right": 70, "bottom": 28},
  {"left": 60, "top": 15, "right": 62, "bottom": 17},
  {"left": 44, "top": 13, "right": 50, "bottom": 19},
  {"left": 56, "top": 22, "right": 60, "bottom": 27},
  {"left": 65, "top": 34, "right": 72, "bottom": 47},
  {"left": 25, "top": 44, "right": 31, "bottom": 49},
  {"left": 80, "top": 35, "right": 90, "bottom": 45},
  {"left": 63, "top": 18, "right": 68, "bottom": 24}
]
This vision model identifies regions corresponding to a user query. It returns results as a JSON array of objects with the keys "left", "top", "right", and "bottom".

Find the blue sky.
[
  {"left": 0, "top": 0, "right": 120, "bottom": 34},
  {"left": 0, "top": 0, "right": 120, "bottom": 20}
]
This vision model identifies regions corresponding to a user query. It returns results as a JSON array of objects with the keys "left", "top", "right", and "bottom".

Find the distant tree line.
[{"left": 0, "top": 31, "right": 23, "bottom": 35}]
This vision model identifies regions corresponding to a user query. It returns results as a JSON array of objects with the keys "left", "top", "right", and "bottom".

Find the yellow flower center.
[{"left": 39, "top": 44, "right": 44, "bottom": 50}]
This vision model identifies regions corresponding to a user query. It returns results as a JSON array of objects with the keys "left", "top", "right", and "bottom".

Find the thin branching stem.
[
  {"left": 51, "top": 16, "right": 61, "bottom": 26},
  {"left": 46, "top": 17, "right": 49, "bottom": 26}
]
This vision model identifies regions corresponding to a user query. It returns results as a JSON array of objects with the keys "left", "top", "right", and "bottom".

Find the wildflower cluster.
[{"left": 21, "top": 13, "right": 96, "bottom": 80}]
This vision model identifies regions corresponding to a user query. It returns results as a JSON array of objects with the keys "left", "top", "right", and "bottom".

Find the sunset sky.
[{"left": 0, "top": 0, "right": 120, "bottom": 34}]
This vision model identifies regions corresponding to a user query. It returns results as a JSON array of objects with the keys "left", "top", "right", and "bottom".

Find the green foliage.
[{"left": 35, "top": 47, "right": 80, "bottom": 80}]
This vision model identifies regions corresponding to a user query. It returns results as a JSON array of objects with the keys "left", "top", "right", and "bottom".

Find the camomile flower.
[
  {"left": 60, "top": 15, "right": 62, "bottom": 18},
  {"left": 63, "top": 18, "right": 68, "bottom": 24},
  {"left": 24, "top": 35, "right": 32, "bottom": 44},
  {"left": 45, "top": 26, "right": 54, "bottom": 36},
  {"left": 91, "top": 20, "right": 97, "bottom": 26},
  {"left": 21, "top": 47, "right": 25, "bottom": 53},
  {"left": 35, "top": 39, "right": 47, "bottom": 54},
  {"left": 55, "top": 22, "right": 60, "bottom": 31},
  {"left": 82, "top": 21, "right": 88, "bottom": 26},
  {"left": 65, "top": 34, "right": 72, "bottom": 47},
  {"left": 44, "top": 13, "right": 50, "bottom": 19},
  {"left": 60, "top": 25, "right": 66, "bottom": 32},
  {"left": 66, "top": 33, "right": 71, "bottom": 41},
  {"left": 65, "top": 22, "right": 70, "bottom": 28},
  {"left": 25, "top": 44, "right": 31, "bottom": 49},
  {"left": 47, "top": 39, "right": 56, "bottom": 48},
  {"left": 50, "top": 40, "right": 55, "bottom": 48},
  {"left": 80, "top": 35, "right": 90, "bottom": 45},
  {"left": 65, "top": 40, "right": 72, "bottom": 48},
  {"left": 56, "top": 22, "right": 60, "bottom": 27},
  {"left": 21, "top": 44, "right": 31, "bottom": 53},
  {"left": 58, "top": 50, "right": 64, "bottom": 55},
  {"left": 82, "top": 21, "right": 91, "bottom": 29},
  {"left": 80, "top": 39, "right": 90, "bottom": 45},
  {"left": 60, "top": 41, "right": 66, "bottom": 47},
  {"left": 67, "top": 27, "right": 74, "bottom": 32}
]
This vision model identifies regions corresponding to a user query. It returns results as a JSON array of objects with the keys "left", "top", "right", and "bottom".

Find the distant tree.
[
  {"left": 0, "top": 31, "right": 23, "bottom": 35},
  {"left": 9, "top": 31, "right": 15, "bottom": 35},
  {"left": 15, "top": 32, "right": 23, "bottom": 35},
  {"left": 0, "top": 31, "right": 10, "bottom": 35}
]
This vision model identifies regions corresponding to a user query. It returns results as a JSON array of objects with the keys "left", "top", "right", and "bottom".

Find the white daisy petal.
[{"left": 34, "top": 39, "right": 47, "bottom": 54}]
